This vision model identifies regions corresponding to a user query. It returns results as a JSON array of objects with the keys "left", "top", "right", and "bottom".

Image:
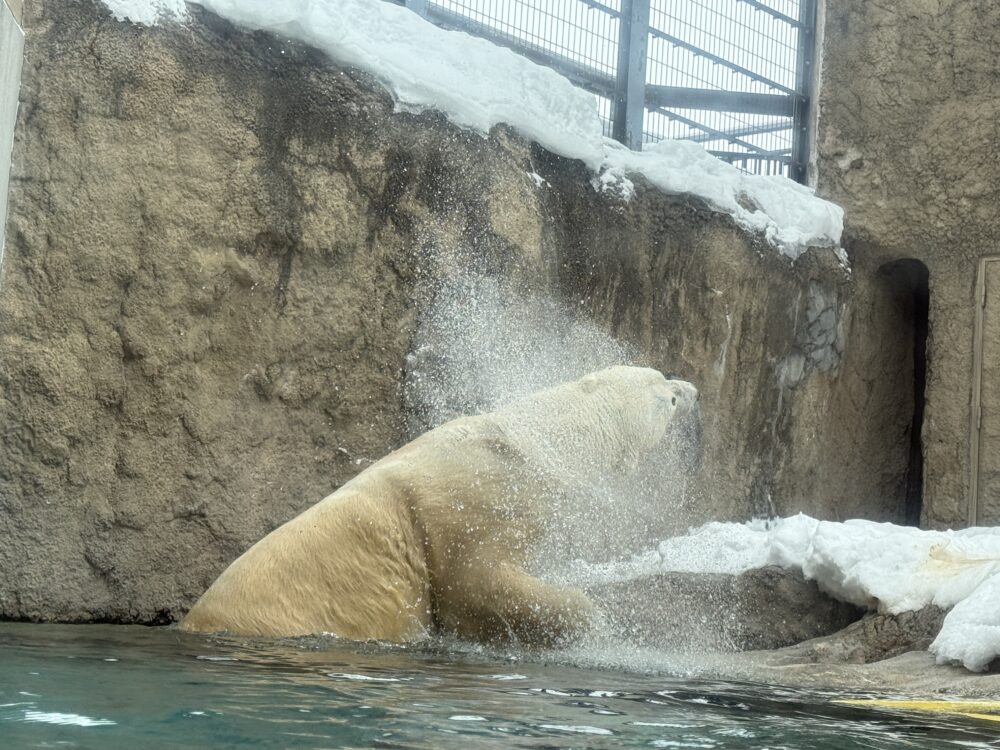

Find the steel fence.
[{"left": 396, "top": 0, "right": 815, "bottom": 181}]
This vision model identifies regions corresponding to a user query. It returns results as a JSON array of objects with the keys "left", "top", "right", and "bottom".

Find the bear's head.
[
  {"left": 494, "top": 366, "right": 701, "bottom": 485},
  {"left": 575, "top": 366, "right": 701, "bottom": 474},
  {"left": 515, "top": 367, "right": 702, "bottom": 562}
]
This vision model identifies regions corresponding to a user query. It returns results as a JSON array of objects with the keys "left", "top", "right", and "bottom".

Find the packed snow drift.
[{"left": 98, "top": 0, "right": 844, "bottom": 259}]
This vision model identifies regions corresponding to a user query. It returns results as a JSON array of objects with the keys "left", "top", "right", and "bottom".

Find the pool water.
[{"left": 0, "top": 623, "right": 996, "bottom": 749}]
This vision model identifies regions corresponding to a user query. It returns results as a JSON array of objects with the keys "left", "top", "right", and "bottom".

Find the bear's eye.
[{"left": 671, "top": 396, "right": 677, "bottom": 406}]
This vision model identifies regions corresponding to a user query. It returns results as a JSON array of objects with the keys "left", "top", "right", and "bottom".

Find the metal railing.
[{"left": 397, "top": 0, "right": 816, "bottom": 181}]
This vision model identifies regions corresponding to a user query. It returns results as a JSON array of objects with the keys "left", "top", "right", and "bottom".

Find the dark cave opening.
[{"left": 878, "top": 259, "right": 929, "bottom": 526}]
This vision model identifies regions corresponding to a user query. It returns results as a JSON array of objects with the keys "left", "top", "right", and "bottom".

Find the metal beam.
[
  {"left": 737, "top": 0, "right": 802, "bottom": 27},
  {"left": 651, "top": 107, "right": 775, "bottom": 155},
  {"left": 646, "top": 85, "right": 795, "bottom": 116},
  {"left": 612, "top": 0, "right": 650, "bottom": 150},
  {"left": 1, "top": 0, "right": 24, "bottom": 265},
  {"left": 686, "top": 120, "right": 791, "bottom": 144},
  {"left": 709, "top": 149, "right": 791, "bottom": 161},
  {"left": 969, "top": 258, "right": 996, "bottom": 526},
  {"left": 578, "top": 0, "right": 620, "bottom": 17}
]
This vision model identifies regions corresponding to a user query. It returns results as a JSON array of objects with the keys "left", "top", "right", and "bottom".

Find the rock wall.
[
  {"left": 2, "top": 0, "right": 888, "bottom": 622},
  {"left": 815, "top": 0, "right": 1000, "bottom": 529}
]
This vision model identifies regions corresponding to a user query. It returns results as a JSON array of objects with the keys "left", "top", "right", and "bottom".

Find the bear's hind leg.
[{"left": 438, "top": 563, "right": 595, "bottom": 647}]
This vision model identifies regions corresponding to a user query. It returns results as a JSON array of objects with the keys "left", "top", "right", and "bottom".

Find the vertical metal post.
[
  {"left": 790, "top": 0, "right": 817, "bottom": 184},
  {"left": 405, "top": 0, "right": 429, "bottom": 18},
  {"left": 969, "top": 259, "right": 992, "bottom": 527},
  {"left": 612, "top": 0, "right": 650, "bottom": 151}
]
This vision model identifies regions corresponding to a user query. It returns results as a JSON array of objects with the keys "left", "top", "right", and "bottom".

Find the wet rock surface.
[
  {"left": 781, "top": 607, "right": 948, "bottom": 665},
  {"left": 700, "top": 648, "right": 1000, "bottom": 699}
]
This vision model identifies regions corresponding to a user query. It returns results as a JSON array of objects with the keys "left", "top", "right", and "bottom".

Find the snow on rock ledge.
[
  {"left": 196, "top": 0, "right": 607, "bottom": 171},
  {"left": 601, "top": 140, "right": 845, "bottom": 261},
  {"left": 98, "top": 0, "right": 844, "bottom": 259},
  {"left": 101, "top": 0, "right": 189, "bottom": 25},
  {"left": 649, "top": 515, "right": 1000, "bottom": 672}
]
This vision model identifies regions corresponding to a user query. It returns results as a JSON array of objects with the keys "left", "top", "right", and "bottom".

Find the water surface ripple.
[{"left": 0, "top": 623, "right": 995, "bottom": 749}]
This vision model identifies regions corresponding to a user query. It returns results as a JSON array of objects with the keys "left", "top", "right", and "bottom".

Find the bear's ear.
[{"left": 579, "top": 373, "right": 601, "bottom": 393}]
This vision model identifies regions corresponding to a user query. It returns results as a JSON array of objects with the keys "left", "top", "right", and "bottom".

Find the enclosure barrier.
[
  {"left": 1, "top": 0, "right": 25, "bottom": 262},
  {"left": 395, "top": 0, "right": 816, "bottom": 181}
]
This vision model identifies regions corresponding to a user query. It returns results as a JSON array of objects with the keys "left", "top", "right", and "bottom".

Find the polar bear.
[{"left": 179, "top": 366, "right": 699, "bottom": 644}]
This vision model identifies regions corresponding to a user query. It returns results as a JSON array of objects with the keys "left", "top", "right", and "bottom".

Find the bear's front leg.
[{"left": 436, "top": 562, "right": 596, "bottom": 646}]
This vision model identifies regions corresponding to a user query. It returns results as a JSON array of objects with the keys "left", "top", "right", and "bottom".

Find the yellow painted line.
[
  {"left": 835, "top": 699, "right": 1000, "bottom": 722},
  {"left": 963, "top": 713, "right": 1000, "bottom": 723}
]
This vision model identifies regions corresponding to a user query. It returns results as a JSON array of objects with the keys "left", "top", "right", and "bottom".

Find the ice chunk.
[{"left": 931, "top": 572, "right": 1000, "bottom": 671}]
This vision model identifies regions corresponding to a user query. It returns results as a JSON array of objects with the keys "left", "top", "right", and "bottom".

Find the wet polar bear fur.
[{"left": 179, "top": 366, "right": 699, "bottom": 644}]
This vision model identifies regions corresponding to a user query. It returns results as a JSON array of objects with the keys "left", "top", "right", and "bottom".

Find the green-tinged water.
[{"left": 0, "top": 623, "right": 995, "bottom": 749}]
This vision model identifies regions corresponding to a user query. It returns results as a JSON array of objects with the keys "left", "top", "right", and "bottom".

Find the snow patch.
[
  {"left": 651, "top": 514, "right": 1000, "bottom": 672},
  {"left": 527, "top": 171, "right": 549, "bottom": 189},
  {"left": 931, "top": 573, "right": 1000, "bottom": 672},
  {"left": 101, "top": 0, "right": 188, "bottom": 23},
  {"left": 98, "top": 0, "right": 844, "bottom": 259},
  {"left": 592, "top": 164, "right": 635, "bottom": 202}
]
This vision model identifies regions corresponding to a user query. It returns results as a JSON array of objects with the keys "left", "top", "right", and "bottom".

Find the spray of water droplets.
[
  {"left": 402, "top": 269, "right": 701, "bottom": 581},
  {"left": 403, "top": 271, "right": 632, "bottom": 434}
]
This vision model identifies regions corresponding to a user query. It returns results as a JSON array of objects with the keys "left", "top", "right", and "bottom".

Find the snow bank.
[
  {"left": 202, "top": 0, "right": 607, "bottom": 171},
  {"left": 655, "top": 515, "right": 1000, "bottom": 671},
  {"left": 97, "top": 0, "right": 844, "bottom": 258}
]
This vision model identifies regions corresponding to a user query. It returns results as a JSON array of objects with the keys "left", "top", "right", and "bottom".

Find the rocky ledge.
[{"left": 590, "top": 568, "right": 1000, "bottom": 697}]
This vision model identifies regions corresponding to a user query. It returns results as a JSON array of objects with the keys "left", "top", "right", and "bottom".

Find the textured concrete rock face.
[
  {"left": 783, "top": 607, "right": 947, "bottom": 665},
  {"left": 815, "top": 0, "right": 1000, "bottom": 528},
  {"left": 2, "top": 0, "right": 881, "bottom": 623}
]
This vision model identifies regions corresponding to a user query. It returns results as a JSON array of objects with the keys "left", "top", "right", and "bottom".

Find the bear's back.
[{"left": 179, "top": 488, "right": 433, "bottom": 639}]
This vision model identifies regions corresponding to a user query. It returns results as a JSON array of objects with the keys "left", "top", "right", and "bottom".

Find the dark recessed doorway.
[{"left": 878, "top": 259, "right": 929, "bottom": 526}]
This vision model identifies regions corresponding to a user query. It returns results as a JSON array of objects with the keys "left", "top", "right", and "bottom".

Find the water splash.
[
  {"left": 402, "top": 268, "right": 710, "bottom": 649},
  {"left": 403, "top": 270, "right": 634, "bottom": 434}
]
